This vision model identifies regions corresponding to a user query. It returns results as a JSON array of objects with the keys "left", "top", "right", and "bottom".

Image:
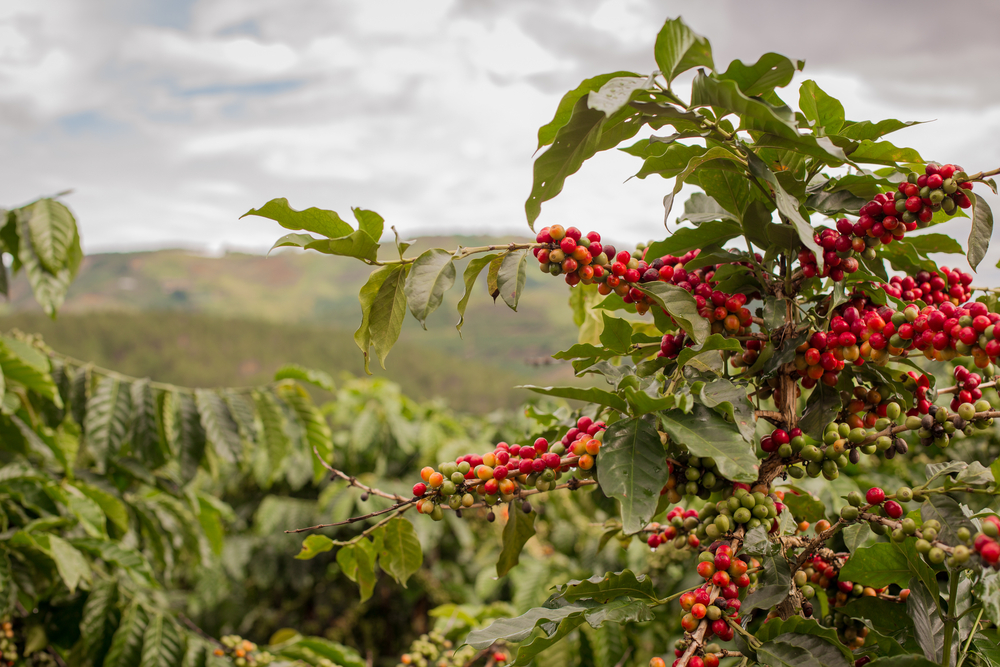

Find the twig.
[
  {"left": 179, "top": 614, "right": 225, "bottom": 647},
  {"left": 613, "top": 648, "right": 633, "bottom": 667},
  {"left": 313, "top": 447, "right": 409, "bottom": 502},
  {"left": 285, "top": 498, "right": 416, "bottom": 533},
  {"left": 937, "top": 380, "right": 997, "bottom": 396}
]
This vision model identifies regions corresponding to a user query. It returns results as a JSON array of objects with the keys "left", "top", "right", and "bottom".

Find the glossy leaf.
[
  {"left": 756, "top": 633, "right": 851, "bottom": 667},
  {"left": 352, "top": 207, "right": 384, "bottom": 242},
  {"left": 140, "top": 614, "right": 184, "bottom": 667},
  {"left": 104, "top": 602, "right": 149, "bottom": 667},
  {"left": 195, "top": 389, "right": 242, "bottom": 464},
  {"left": 84, "top": 376, "right": 131, "bottom": 474},
  {"left": 588, "top": 76, "right": 651, "bottom": 116},
  {"left": 296, "top": 535, "right": 334, "bottom": 560},
  {"left": 175, "top": 392, "right": 207, "bottom": 485},
  {"left": 496, "top": 251, "right": 527, "bottom": 311},
  {"left": 698, "top": 377, "right": 755, "bottom": 442},
  {"left": 305, "top": 229, "right": 379, "bottom": 262},
  {"left": 273, "top": 364, "right": 335, "bottom": 392},
  {"left": 353, "top": 265, "right": 395, "bottom": 374},
  {"left": 648, "top": 216, "right": 738, "bottom": 255},
  {"left": 242, "top": 198, "right": 353, "bottom": 238},
  {"left": 838, "top": 541, "right": 929, "bottom": 589},
  {"left": 720, "top": 53, "right": 802, "bottom": 97},
  {"left": 336, "top": 537, "right": 378, "bottom": 602},
  {"left": 520, "top": 385, "right": 628, "bottom": 413},
  {"left": 378, "top": 517, "right": 423, "bottom": 587},
  {"left": 24, "top": 198, "right": 78, "bottom": 275},
  {"left": 599, "top": 314, "right": 633, "bottom": 355},
  {"left": 845, "top": 139, "right": 922, "bottom": 165},
  {"left": 554, "top": 570, "right": 658, "bottom": 604},
  {"left": 537, "top": 71, "right": 638, "bottom": 149},
  {"left": 0, "top": 336, "right": 59, "bottom": 403},
  {"left": 15, "top": 210, "right": 81, "bottom": 317},
  {"left": 637, "top": 282, "right": 710, "bottom": 343},
  {"left": 497, "top": 502, "right": 536, "bottom": 577},
  {"left": 691, "top": 70, "right": 797, "bottom": 138},
  {"left": 130, "top": 380, "right": 167, "bottom": 469},
  {"left": 906, "top": 578, "right": 946, "bottom": 664},
  {"left": 456, "top": 253, "right": 499, "bottom": 335},
  {"left": 839, "top": 597, "right": 913, "bottom": 637},
  {"left": 741, "top": 539, "right": 791, "bottom": 615},
  {"left": 653, "top": 17, "right": 713, "bottom": 83},
  {"left": 976, "top": 570, "right": 1000, "bottom": 626},
  {"left": 43, "top": 534, "right": 91, "bottom": 594},
  {"left": 368, "top": 265, "right": 410, "bottom": 369},
  {"left": 526, "top": 96, "right": 644, "bottom": 228},
  {"left": 842, "top": 522, "right": 874, "bottom": 553},
  {"left": 596, "top": 417, "right": 668, "bottom": 534},
  {"left": 798, "top": 80, "right": 845, "bottom": 135},
  {"left": 921, "top": 494, "right": 975, "bottom": 546},
  {"left": 782, "top": 490, "right": 826, "bottom": 524},
  {"left": 677, "top": 193, "right": 735, "bottom": 224},
  {"left": 968, "top": 192, "right": 994, "bottom": 270},
  {"left": 404, "top": 248, "right": 457, "bottom": 328},
  {"left": 798, "top": 380, "right": 845, "bottom": 440},
  {"left": 754, "top": 617, "right": 854, "bottom": 664},
  {"left": 659, "top": 405, "right": 757, "bottom": 482}
]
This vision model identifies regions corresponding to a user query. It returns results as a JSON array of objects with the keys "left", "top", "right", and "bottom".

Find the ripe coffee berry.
[
  {"left": 866, "top": 487, "right": 885, "bottom": 504},
  {"left": 884, "top": 500, "right": 903, "bottom": 519}
]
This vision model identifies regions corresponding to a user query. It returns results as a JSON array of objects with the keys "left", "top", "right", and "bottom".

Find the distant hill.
[{"left": 0, "top": 237, "right": 592, "bottom": 412}]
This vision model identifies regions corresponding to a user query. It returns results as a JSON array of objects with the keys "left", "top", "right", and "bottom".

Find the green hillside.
[{"left": 0, "top": 236, "right": 592, "bottom": 412}]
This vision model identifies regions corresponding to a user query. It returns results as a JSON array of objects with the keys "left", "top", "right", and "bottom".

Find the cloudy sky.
[{"left": 3, "top": 0, "right": 1000, "bottom": 277}]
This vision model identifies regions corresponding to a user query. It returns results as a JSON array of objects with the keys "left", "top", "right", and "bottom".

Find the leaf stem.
[{"left": 955, "top": 605, "right": 985, "bottom": 667}]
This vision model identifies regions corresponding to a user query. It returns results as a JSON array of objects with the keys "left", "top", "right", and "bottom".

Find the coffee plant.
[{"left": 253, "top": 16, "right": 1000, "bottom": 667}]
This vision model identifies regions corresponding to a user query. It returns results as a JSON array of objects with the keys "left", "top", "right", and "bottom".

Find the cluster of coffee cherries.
[
  {"left": 411, "top": 417, "right": 606, "bottom": 520},
  {"left": 0, "top": 620, "right": 16, "bottom": 667},
  {"left": 397, "top": 630, "right": 486, "bottom": 667},
  {"left": 661, "top": 455, "right": 731, "bottom": 503},
  {"left": 948, "top": 365, "right": 989, "bottom": 411},
  {"left": 883, "top": 267, "right": 974, "bottom": 304},
  {"left": 890, "top": 301, "right": 1000, "bottom": 368},
  {"left": 646, "top": 507, "right": 703, "bottom": 551},
  {"left": 798, "top": 226, "right": 863, "bottom": 282},
  {"left": 791, "top": 556, "right": 875, "bottom": 650},
  {"left": 895, "top": 162, "right": 974, "bottom": 219},
  {"left": 533, "top": 225, "right": 610, "bottom": 288},
  {"left": 651, "top": 646, "right": 724, "bottom": 667},
  {"left": 213, "top": 636, "right": 274, "bottom": 667}
]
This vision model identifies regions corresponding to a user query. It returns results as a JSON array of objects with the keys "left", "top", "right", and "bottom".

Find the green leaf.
[
  {"left": 84, "top": 376, "right": 131, "bottom": 473},
  {"left": 754, "top": 617, "right": 854, "bottom": 664},
  {"left": 353, "top": 265, "right": 395, "bottom": 374},
  {"left": 273, "top": 364, "right": 335, "bottom": 392},
  {"left": 0, "top": 552, "right": 15, "bottom": 617},
  {"left": 741, "top": 540, "right": 791, "bottom": 615},
  {"left": 588, "top": 76, "right": 652, "bottom": 116},
  {"left": 537, "top": 71, "right": 638, "bottom": 149},
  {"left": 756, "top": 633, "right": 851, "bottom": 667},
  {"left": 907, "top": 578, "right": 946, "bottom": 664},
  {"left": 277, "top": 383, "right": 333, "bottom": 483},
  {"left": 242, "top": 198, "right": 353, "bottom": 238},
  {"left": 352, "top": 207, "right": 384, "bottom": 241},
  {"left": 519, "top": 385, "right": 628, "bottom": 413},
  {"left": 525, "top": 96, "right": 643, "bottom": 229},
  {"left": 496, "top": 251, "right": 527, "bottom": 311},
  {"left": 645, "top": 220, "right": 743, "bottom": 259},
  {"left": 130, "top": 380, "right": 167, "bottom": 469},
  {"left": 899, "top": 233, "right": 964, "bottom": 256},
  {"left": 976, "top": 570, "right": 1000, "bottom": 627},
  {"left": 720, "top": 53, "right": 802, "bottom": 98},
  {"left": 838, "top": 541, "right": 928, "bottom": 589},
  {"left": 782, "top": 490, "right": 826, "bottom": 524},
  {"left": 24, "top": 198, "right": 78, "bottom": 275},
  {"left": 748, "top": 154, "right": 824, "bottom": 266},
  {"left": 72, "top": 539, "right": 156, "bottom": 585},
  {"left": 466, "top": 599, "right": 652, "bottom": 665},
  {"left": 691, "top": 70, "right": 798, "bottom": 138},
  {"left": 268, "top": 232, "right": 317, "bottom": 254},
  {"left": 104, "top": 602, "right": 149, "bottom": 667},
  {"left": 368, "top": 265, "right": 410, "bottom": 369},
  {"left": 377, "top": 516, "right": 423, "bottom": 587},
  {"left": 798, "top": 380, "right": 845, "bottom": 440},
  {"left": 659, "top": 405, "right": 758, "bottom": 482},
  {"left": 140, "top": 614, "right": 185, "bottom": 667},
  {"left": 175, "top": 392, "right": 207, "bottom": 485},
  {"left": 0, "top": 337, "right": 59, "bottom": 403},
  {"left": 637, "top": 282, "right": 710, "bottom": 343},
  {"left": 80, "top": 578, "right": 118, "bottom": 661},
  {"left": 867, "top": 657, "right": 939, "bottom": 667},
  {"left": 633, "top": 143, "right": 706, "bottom": 180},
  {"left": 296, "top": 534, "right": 334, "bottom": 560},
  {"left": 456, "top": 253, "right": 498, "bottom": 335},
  {"left": 15, "top": 212, "right": 79, "bottom": 317},
  {"left": 305, "top": 229, "right": 379, "bottom": 262},
  {"left": 336, "top": 537, "right": 378, "bottom": 602},
  {"left": 653, "top": 17, "right": 713, "bottom": 83},
  {"left": 404, "top": 248, "right": 457, "bottom": 328},
  {"left": 598, "top": 314, "right": 633, "bottom": 355},
  {"left": 798, "top": 80, "right": 845, "bottom": 135},
  {"left": 968, "top": 192, "right": 994, "bottom": 270},
  {"left": 253, "top": 389, "right": 290, "bottom": 484},
  {"left": 921, "top": 494, "right": 975, "bottom": 546},
  {"left": 839, "top": 597, "right": 913, "bottom": 637},
  {"left": 195, "top": 389, "right": 242, "bottom": 464},
  {"left": 42, "top": 533, "right": 91, "bottom": 593},
  {"left": 698, "top": 377, "right": 755, "bottom": 442},
  {"left": 842, "top": 522, "right": 874, "bottom": 553},
  {"left": 497, "top": 502, "right": 536, "bottom": 577},
  {"left": 838, "top": 119, "right": 920, "bottom": 141},
  {"left": 195, "top": 495, "right": 225, "bottom": 556},
  {"left": 677, "top": 193, "right": 735, "bottom": 224},
  {"left": 553, "top": 570, "right": 658, "bottom": 604},
  {"left": 596, "top": 417, "right": 668, "bottom": 534},
  {"left": 846, "top": 139, "right": 923, "bottom": 166},
  {"left": 292, "top": 639, "right": 366, "bottom": 667}
]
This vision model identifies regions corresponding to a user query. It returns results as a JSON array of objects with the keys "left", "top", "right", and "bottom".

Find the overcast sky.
[{"left": 3, "top": 0, "right": 1000, "bottom": 278}]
